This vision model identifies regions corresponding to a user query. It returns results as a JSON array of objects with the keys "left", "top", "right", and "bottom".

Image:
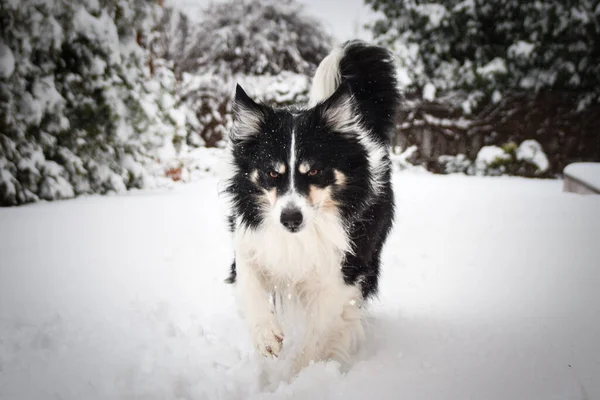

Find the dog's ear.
[
  {"left": 316, "top": 83, "right": 359, "bottom": 133},
  {"left": 231, "top": 84, "right": 265, "bottom": 142}
]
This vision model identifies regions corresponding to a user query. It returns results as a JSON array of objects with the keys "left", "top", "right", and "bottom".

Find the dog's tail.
[{"left": 309, "top": 40, "right": 400, "bottom": 141}]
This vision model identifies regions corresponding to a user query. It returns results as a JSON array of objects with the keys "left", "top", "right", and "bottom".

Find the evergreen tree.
[
  {"left": 179, "top": 0, "right": 332, "bottom": 77},
  {"left": 175, "top": 0, "right": 333, "bottom": 149},
  {"left": 0, "top": 0, "right": 185, "bottom": 205},
  {"left": 367, "top": 0, "right": 600, "bottom": 111}
]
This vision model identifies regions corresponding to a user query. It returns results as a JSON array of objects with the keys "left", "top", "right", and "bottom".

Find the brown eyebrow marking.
[
  {"left": 298, "top": 162, "right": 310, "bottom": 174},
  {"left": 275, "top": 162, "right": 286, "bottom": 174},
  {"left": 334, "top": 169, "right": 346, "bottom": 185}
]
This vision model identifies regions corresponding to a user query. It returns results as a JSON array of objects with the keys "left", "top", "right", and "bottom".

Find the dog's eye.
[
  {"left": 269, "top": 171, "right": 279, "bottom": 178},
  {"left": 308, "top": 169, "right": 319, "bottom": 176}
]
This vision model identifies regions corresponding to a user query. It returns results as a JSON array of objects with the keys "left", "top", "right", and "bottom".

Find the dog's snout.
[{"left": 280, "top": 207, "right": 303, "bottom": 232}]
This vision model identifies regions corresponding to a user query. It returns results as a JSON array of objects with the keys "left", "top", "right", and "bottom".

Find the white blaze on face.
[
  {"left": 289, "top": 128, "right": 296, "bottom": 193},
  {"left": 270, "top": 127, "right": 311, "bottom": 232}
]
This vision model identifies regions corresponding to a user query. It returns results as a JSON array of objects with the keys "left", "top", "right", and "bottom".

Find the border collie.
[{"left": 224, "top": 40, "right": 400, "bottom": 373}]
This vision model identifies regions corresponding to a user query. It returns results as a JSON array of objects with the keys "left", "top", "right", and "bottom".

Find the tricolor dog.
[{"left": 224, "top": 40, "right": 400, "bottom": 373}]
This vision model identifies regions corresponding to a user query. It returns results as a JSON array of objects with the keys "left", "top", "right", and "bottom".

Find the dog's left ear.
[
  {"left": 231, "top": 84, "right": 266, "bottom": 142},
  {"left": 316, "top": 83, "right": 359, "bottom": 133}
]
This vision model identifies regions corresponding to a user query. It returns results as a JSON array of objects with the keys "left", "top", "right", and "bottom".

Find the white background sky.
[{"left": 166, "top": 0, "right": 379, "bottom": 43}]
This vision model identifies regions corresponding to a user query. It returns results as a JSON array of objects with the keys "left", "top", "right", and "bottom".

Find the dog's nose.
[{"left": 280, "top": 207, "right": 303, "bottom": 232}]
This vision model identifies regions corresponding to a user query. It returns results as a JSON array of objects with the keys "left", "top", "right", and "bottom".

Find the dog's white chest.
[{"left": 234, "top": 212, "right": 350, "bottom": 284}]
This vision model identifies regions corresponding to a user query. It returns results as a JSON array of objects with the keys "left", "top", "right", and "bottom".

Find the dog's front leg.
[
  {"left": 235, "top": 257, "right": 284, "bottom": 357},
  {"left": 293, "top": 280, "right": 364, "bottom": 373}
]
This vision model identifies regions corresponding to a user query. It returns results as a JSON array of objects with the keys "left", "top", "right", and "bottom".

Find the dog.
[{"left": 224, "top": 40, "right": 400, "bottom": 373}]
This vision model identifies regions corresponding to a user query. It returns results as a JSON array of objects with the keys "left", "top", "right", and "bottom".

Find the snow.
[
  {"left": 508, "top": 41, "right": 535, "bottom": 58},
  {"left": 422, "top": 82, "right": 436, "bottom": 101},
  {"left": 39, "top": 175, "right": 75, "bottom": 200},
  {"left": 390, "top": 146, "right": 427, "bottom": 173},
  {"left": 0, "top": 168, "right": 17, "bottom": 197},
  {"left": 474, "top": 145, "right": 511, "bottom": 175},
  {"left": 239, "top": 72, "right": 311, "bottom": 104},
  {"left": 0, "top": 42, "right": 15, "bottom": 79},
  {"left": 453, "top": 0, "right": 475, "bottom": 14},
  {"left": 83, "top": 0, "right": 100, "bottom": 13},
  {"left": 32, "top": 75, "right": 65, "bottom": 117},
  {"left": 169, "top": 108, "right": 186, "bottom": 128},
  {"left": 89, "top": 56, "right": 107, "bottom": 75},
  {"left": 1, "top": 174, "right": 599, "bottom": 399},
  {"left": 516, "top": 139, "right": 550, "bottom": 173},
  {"left": 476, "top": 57, "right": 508, "bottom": 78},
  {"left": 395, "top": 66, "right": 412, "bottom": 88},
  {"left": 19, "top": 92, "right": 44, "bottom": 126},
  {"left": 93, "top": 164, "right": 127, "bottom": 193},
  {"left": 46, "top": 15, "right": 64, "bottom": 51},
  {"left": 423, "top": 113, "right": 471, "bottom": 129},
  {"left": 520, "top": 75, "right": 536, "bottom": 89},
  {"left": 491, "top": 89, "right": 502, "bottom": 103},
  {"left": 415, "top": 3, "right": 447, "bottom": 28},
  {"left": 72, "top": 8, "right": 120, "bottom": 65},
  {"left": 438, "top": 153, "right": 471, "bottom": 174},
  {"left": 564, "top": 162, "right": 600, "bottom": 192}
]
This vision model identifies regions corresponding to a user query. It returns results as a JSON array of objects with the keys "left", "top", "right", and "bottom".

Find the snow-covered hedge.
[
  {"left": 438, "top": 140, "right": 550, "bottom": 177},
  {"left": 368, "top": 0, "right": 600, "bottom": 111},
  {"left": 177, "top": 0, "right": 332, "bottom": 77},
  {"left": 0, "top": 0, "right": 188, "bottom": 206},
  {"left": 178, "top": 71, "right": 311, "bottom": 149}
]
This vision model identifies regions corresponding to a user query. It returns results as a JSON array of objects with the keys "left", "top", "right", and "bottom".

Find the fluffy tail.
[{"left": 309, "top": 40, "right": 400, "bottom": 141}]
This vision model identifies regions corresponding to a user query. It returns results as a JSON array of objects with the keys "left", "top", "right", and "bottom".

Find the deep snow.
[{"left": 1, "top": 174, "right": 599, "bottom": 399}]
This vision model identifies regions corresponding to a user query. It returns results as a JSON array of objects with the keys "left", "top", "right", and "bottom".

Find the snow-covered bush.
[
  {"left": 472, "top": 146, "right": 513, "bottom": 176},
  {"left": 177, "top": 71, "right": 312, "bottom": 149},
  {"left": 178, "top": 74, "right": 233, "bottom": 148},
  {"left": 173, "top": 0, "right": 331, "bottom": 149},
  {"left": 458, "top": 140, "right": 551, "bottom": 177},
  {"left": 239, "top": 72, "right": 312, "bottom": 107},
  {"left": 0, "top": 0, "right": 185, "bottom": 206},
  {"left": 435, "top": 139, "right": 551, "bottom": 177},
  {"left": 367, "top": 0, "right": 600, "bottom": 110},
  {"left": 515, "top": 140, "right": 550, "bottom": 174},
  {"left": 438, "top": 154, "right": 471, "bottom": 174},
  {"left": 391, "top": 145, "right": 428, "bottom": 173},
  {"left": 178, "top": 0, "right": 332, "bottom": 77}
]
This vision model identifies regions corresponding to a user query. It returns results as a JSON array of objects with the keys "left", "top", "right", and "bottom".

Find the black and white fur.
[{"left": 224, "top": 40, "right": 399, "bottom": 373}]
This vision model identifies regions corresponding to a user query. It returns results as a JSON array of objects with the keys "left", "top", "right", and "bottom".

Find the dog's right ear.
[{"left": 231, "top": 84, "right": 265, "bottom": 142}]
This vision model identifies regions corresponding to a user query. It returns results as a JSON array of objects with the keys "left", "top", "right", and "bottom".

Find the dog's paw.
[{"left": 252, "top": 321, "right": 284, "bottom": 358}]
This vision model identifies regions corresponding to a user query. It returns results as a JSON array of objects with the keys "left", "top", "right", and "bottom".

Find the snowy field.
[{"left": 1, "top": 173, "right": 599, "bottom": 400}]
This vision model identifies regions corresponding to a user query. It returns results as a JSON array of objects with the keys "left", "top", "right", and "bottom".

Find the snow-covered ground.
[{"left": 1, "top": 174, "right": 599, "bottom": 399}]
